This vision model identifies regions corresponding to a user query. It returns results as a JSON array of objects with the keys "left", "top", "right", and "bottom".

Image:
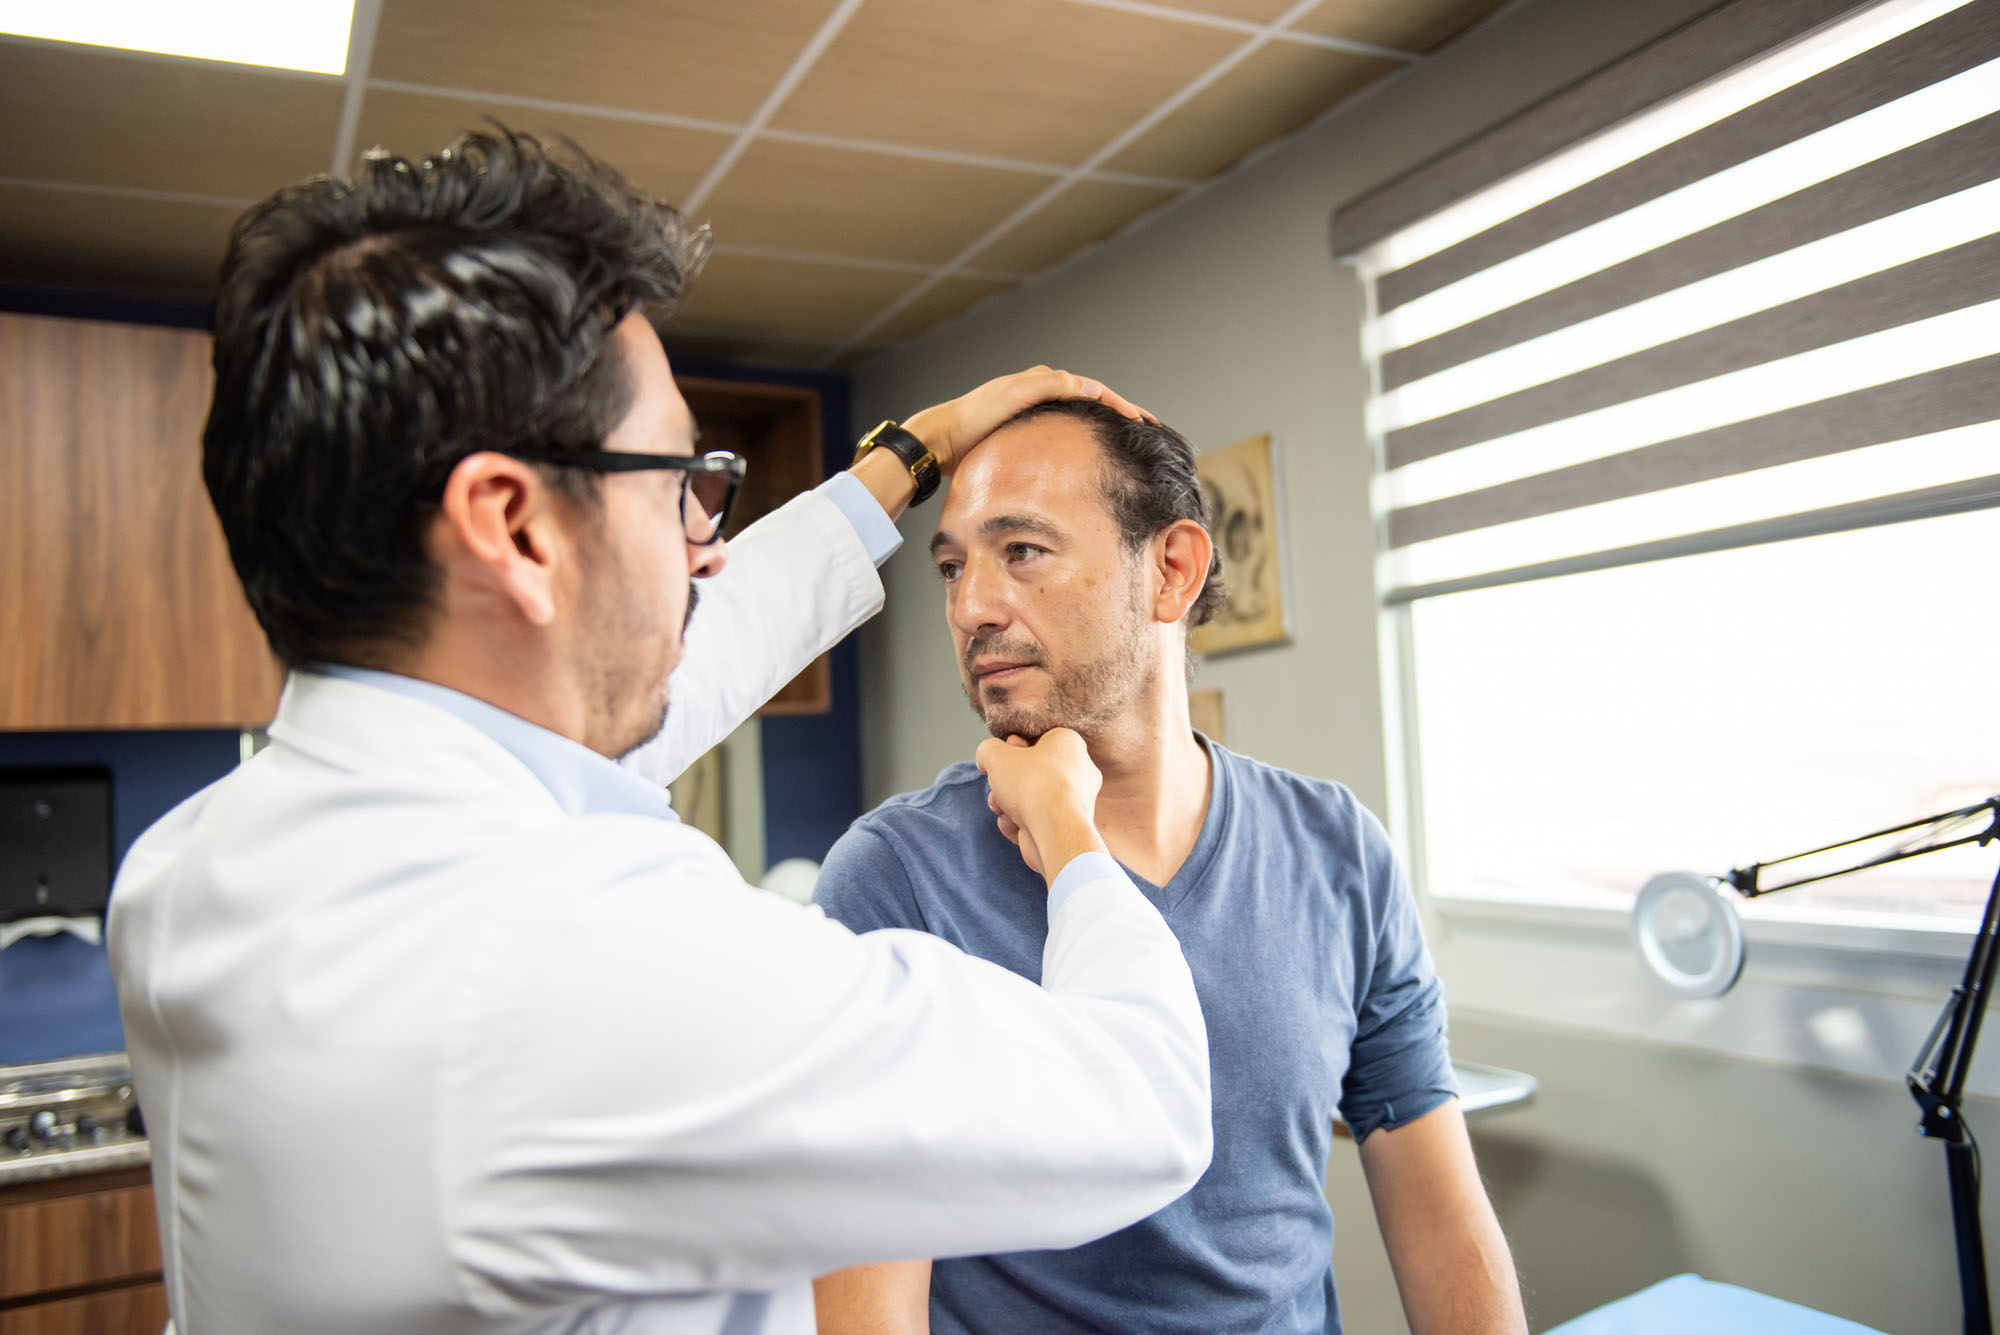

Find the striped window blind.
[{"left": 1335, "top": 0, "right": 2000, "bottom": 605}]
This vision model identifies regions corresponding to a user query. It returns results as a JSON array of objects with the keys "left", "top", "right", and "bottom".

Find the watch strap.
[{"left": 853, "top": 420, "right": 941, "bottom": 505}]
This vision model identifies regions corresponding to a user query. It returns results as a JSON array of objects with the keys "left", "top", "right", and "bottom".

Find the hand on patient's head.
[{"left": 904, "top": 366, "right": 1153, "bottom": 478}]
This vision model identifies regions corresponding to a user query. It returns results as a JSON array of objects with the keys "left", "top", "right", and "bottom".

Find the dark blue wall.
[
  {"left": 671, "top": 357, "right": 864, "bottom": 867},
  {"left": 0, "top": 730, "right": 241, "bottom": 1064},
  {"left": 0, "top": 731, "right": 243, "bottom": 866}
]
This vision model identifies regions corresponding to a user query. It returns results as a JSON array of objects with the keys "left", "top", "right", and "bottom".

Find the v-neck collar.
[{"left": 1117, "top": 732, "right": 1230, "bottom": 916}]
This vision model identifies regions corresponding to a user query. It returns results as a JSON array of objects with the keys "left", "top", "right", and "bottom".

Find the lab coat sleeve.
[
  {"left": 620, "top": 486, "right": 884, "bottom": 786},
  {"left": 439, "top": 826, "right": 1212, "bottom": 1314}
]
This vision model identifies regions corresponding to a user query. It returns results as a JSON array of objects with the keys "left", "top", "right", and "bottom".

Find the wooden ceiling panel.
[
  {"left": 869, "top": 276, "right": 1018, "bottom": 344},
  {"left": 967, "top": 179, "right": 1184, "bottom": 275},
  {"left": 0, "top": 42, "right": 341, "bottom": 199},
  {"left": 1103, "top": 39, "right": 1400, "bottom": 181},
  {"left": 672, "top": 252, "right": 914, "bottom": 340},
  {"left": 370, "top": 0, "right": 843, "bottom": 124},
  {"left": 768, "top": 0, "right": 1238, "bottom": 168},
  {"left": 700, "top": 140, "right": 1052, "bottom": 266},
  {"left": 660, "top": 331, "right": 845, "bottom": 371},
  {"left": 1292, "top": 0, "right": 1507, "bottom": 53},
  {"left": 1143, "top": 0, "right": 1296, "bottom": 21},
  {"left": 0, "top": 187, "right": 238, "bottom": 299},
  {"left": 350, "top": 89, "right": 733, "bottom": 203}
]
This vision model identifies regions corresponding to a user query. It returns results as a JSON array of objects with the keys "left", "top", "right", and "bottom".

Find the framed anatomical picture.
[{"left": 1193, "top": 433, "right": 1290, "bottom": 655}]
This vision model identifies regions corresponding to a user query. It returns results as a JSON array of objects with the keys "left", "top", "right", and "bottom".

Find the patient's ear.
[{"left": 1151, "top": 520, "right": 1214, "bottom": 625}]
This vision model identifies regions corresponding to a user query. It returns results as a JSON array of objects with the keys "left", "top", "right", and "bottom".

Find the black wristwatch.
[{"left": 852, "top": 420, "right": 941, "bottom": 505}]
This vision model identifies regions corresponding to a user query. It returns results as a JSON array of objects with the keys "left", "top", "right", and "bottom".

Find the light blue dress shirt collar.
[{"left": 315, "top": 664, "right": 679, "bottom": 822}]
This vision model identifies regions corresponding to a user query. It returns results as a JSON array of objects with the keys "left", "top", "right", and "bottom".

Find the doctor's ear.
[
  {"left": 1151, "top": 520, "right": 1214, "bottom": 626},
  {"left": 435, "top": 452, "right": 563, "bottom": 627}
]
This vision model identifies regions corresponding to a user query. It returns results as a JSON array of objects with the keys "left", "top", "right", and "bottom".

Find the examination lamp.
[{"left": 1633, "top": 796, "right": 2000, "bottom": 1335}]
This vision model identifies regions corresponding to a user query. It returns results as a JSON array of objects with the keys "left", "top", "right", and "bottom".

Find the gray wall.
[{"left": 851, "top": 0, "right": 1994, "bottom": 1329}]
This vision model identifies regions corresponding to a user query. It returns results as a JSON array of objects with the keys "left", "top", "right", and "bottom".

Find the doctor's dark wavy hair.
[
  {"left": 1000, "top": 399, "right": 1227, "bottom": 630},
  {"left": 202, "top": 128, "right": 712, "bottom": 669}
]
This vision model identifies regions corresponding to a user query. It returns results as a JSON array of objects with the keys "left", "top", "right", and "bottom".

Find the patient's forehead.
[{"left": 944, "top": 414, "right": 1109, "bottom": 524}]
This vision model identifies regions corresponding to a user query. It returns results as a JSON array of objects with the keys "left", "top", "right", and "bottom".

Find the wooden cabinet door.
[
  {"left": 0, "top": 313, "right": 281, "bottom": 729},
  {"left": 0, "top": 1169, "right": 165, "bottom": 1335},
  {"left": 0, "top": 1172, "right": 161, "bottom": 1301},
  {"left": 0, "top": 1283, "right": 169, "bottom": 1335}
]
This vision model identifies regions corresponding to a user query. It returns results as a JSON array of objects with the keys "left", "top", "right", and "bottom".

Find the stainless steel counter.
[{"left": 0, "top": 1053, "right": 150, "bottom": 1185}]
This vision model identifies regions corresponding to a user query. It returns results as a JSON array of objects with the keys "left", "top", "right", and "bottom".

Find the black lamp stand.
[{"left": 1728, "top": 797, "right": 2000, "bottom": 1335}]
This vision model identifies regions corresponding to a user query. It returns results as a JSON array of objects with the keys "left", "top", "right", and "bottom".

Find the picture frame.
[{"left": 1192, "top": 433, "right": 1290, "bottom": 655}]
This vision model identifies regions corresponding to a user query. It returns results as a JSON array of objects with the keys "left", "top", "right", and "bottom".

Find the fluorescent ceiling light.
[
  {"left": 0, "top": 0, "right": 355, "bottom": 75},
  {"left": 1380, "top": 420, "right": 2000, "bottom": 591}
]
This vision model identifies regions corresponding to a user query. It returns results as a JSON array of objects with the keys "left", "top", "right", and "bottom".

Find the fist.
[{"left": 976, "top": 729, "right": 1105, "bottom": 880}]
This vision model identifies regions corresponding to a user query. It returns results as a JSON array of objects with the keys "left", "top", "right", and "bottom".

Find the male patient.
[{"left": 811, "top": 401, "right": 1525, "bottom": 1335}]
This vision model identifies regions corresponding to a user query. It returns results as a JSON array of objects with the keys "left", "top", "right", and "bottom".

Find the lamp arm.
[{"left": 1726, "top": 797, "right": 2000, "bottom": 898}]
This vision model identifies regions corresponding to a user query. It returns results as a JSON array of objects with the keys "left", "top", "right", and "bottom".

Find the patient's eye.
[
  {"left": 935, "top": 559, "right": 962, "bottom": 583},
  {"left": 1005, "top": 542, "right": 1046, "bottom": 565}
]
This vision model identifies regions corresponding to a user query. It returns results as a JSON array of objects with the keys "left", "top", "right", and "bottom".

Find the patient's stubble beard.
[{"left": 965, "top": 563, "right": 1154, "bottom": 743}]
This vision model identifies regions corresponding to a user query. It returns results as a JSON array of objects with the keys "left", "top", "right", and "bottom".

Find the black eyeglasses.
[{"left": 503, "top": 447, "right": 746, "bottom": 546}]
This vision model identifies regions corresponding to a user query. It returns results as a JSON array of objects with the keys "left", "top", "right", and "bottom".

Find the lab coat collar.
[{"left": 300, "top": 666, "right": 679, "bottom": 824}]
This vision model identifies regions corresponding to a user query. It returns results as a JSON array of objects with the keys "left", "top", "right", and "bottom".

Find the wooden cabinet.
[
  {"left": 678, "top": 376, "right": 831, "bottom": 715},
  {"left": 0, "top": 313, "right": 281, "bottom": 730},
  {"left": 0, "top": 1168, "right": 165, "bottom": 1334}
]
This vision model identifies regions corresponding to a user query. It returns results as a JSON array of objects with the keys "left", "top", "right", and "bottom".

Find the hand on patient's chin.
[
  {"left": 975, "top": 728, "right": 1102, "bottom": 885},
  {"left": 996, "top": 810, "right": 1045, "bottom": 878}
]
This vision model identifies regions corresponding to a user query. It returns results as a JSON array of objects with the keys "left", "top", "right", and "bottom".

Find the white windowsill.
[
  {"left": 1428, "top": 890, "right": 2000, "bottom": 1098},
  {"left": 1435, "top": 890, "right": 1979, "bottom": 973}
]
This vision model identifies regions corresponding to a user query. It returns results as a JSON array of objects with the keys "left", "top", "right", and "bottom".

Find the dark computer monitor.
[{"left": 0, "top": 766, "right": 113, "bottom": 921}]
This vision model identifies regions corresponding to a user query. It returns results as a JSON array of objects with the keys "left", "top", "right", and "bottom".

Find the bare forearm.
[
  {"left": 814, "top": 1260, "right": 931, "bottom": 1335},
  {"left": 1389, "top": 1209, "right": 1525, "bottom": 1335},
  {"left": 1360, "top": 1100, "right": 1527, "bottom": 1335}
]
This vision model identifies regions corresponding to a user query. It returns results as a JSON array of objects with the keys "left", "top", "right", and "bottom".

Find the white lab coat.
[{"left": 108, "top": 490, "right": 1211, "bottom": 1335}]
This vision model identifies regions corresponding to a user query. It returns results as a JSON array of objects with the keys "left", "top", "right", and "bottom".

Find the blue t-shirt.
[{"left": 813, "top": 738, "right": 1457, "bottom": 1335}]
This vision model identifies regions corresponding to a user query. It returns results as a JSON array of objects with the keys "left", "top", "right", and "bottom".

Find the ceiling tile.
[
  {"left": 0, "top": 186, "right": 238, "bottom": 299},
  {"left": 1291, "top": 0, "right": 1507, "bottom": 53},
  {"left": 660, "top": 331, "right": 844, "bottom": 371},
  {"left": 699, "top": 139, "right": 1052, "bottom": 266},
  {"left": 370, "top": 0, "right": 842, "bottom": 125},
  {"left": 0, "top": 42, "right": 342, "bottom": 198},
  {"left": 869, "top": 275, "right": 1018, "bottom": 344},
  {"left": 1140, "top": 0, "right": 1295, "bottom": 22},
  {"left": 967, "top": 179, "right": 1184, "bottom": 275},
  {"left": 671, "top": 250, "right": 916, "bottom": 340},
  {"left": 1102, "top": 39, "right": 1399, "bottom": 180},
  {"left": 349, "top": 89, "right": 732, "bottom": 202},
  {"left": 768, "top": 0, "right": 1239, "bottom": 169},
  {"left": 824, "top": 343, "right": 895, "bottom": 372}
]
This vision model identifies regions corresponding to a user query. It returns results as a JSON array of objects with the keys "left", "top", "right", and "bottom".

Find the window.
[
  {"left": 1336, "top": 0, "right": 2000, "bottom": 926},
  {"left": 1410, "top": 507, "right": 1999, "bottom": 923}
]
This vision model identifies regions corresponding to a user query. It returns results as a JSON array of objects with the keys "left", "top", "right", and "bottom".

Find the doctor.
[{"left": 108, "top": 130, "right": 1211, "bottom": 1335}]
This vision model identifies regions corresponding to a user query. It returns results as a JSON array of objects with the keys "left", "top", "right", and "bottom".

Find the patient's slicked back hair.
[
  {"left": 203, "top": 127, "right": 712, "bottom": 668},
  {"left": 1001, "top": 399, "right": 1227, "bottom": 628}
]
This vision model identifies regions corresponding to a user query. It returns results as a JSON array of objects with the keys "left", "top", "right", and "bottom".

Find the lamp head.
[{"left": 1633, "top": 870, "right": 1747, "bottom": 998}]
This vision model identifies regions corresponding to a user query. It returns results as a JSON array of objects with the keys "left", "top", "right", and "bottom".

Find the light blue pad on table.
[{"left": 1546, "top": 1274, "right": 1888, "bottom": 1334}]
